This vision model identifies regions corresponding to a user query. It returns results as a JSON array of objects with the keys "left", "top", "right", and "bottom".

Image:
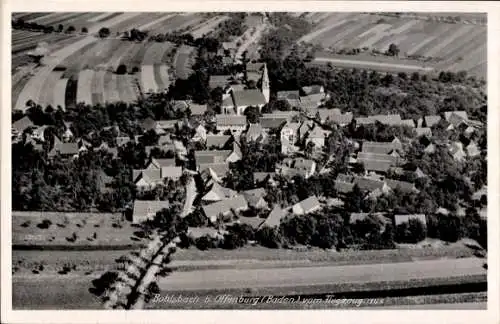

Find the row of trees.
[{"left": 12, "top": 19, "right": 87, "bottom": 35}]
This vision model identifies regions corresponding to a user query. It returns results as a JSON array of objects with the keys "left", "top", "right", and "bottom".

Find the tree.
[
  {"left": 387, "top": 43, "right": 400, "bottom": 57},
  {"left": 98, "top": 27, "right": 110, "bottom": 38},
  {"left": 244, "top": 106, "right": 261, "bottom": 124},
  {"left": 395, "top": 218, "right": 426, "bottom": 243},
  {"left": 66, "top": 25, "right": 76, "bottom": 33},
  {"left": 57, "top": 24, "right": 63, "bottom": 33},
  {"left": 81, "top": 27, "right": 88, "bottom": 34},
  {"left": 255, "top": 226, "right": 282, "bottom": 248}
]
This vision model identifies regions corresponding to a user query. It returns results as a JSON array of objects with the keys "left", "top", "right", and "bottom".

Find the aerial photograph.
[{"left": 10, "top": 12, "right": 487, "bottom": 310}]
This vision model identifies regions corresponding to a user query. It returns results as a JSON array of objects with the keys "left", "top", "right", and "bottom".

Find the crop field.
[
  {"left": 12, "top": 211, "right": 144, "bottom": 247},
  {"left": 174, "top": 45, "right": 196, "bottom": 79},
  {"left": 300, "top": 13, "right": 486, "bottom": 78},
  {"left": 189, "top": 15, "right": 230, "bottom": 38}
]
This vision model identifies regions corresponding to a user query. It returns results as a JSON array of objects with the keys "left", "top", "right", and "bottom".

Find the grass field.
[{"left": 301, "top": 12, "right": 486, "bottom": 78}]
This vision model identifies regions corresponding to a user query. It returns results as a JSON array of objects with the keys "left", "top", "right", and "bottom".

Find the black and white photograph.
[{"left": 1, "top": 2, "right": 498, "bottom": 323}]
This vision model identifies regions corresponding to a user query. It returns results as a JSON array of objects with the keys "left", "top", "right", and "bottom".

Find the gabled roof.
[
  {"left": 414, "top": 127, "right": 432, "bottom": 137},
  {"left": 150, "top": 158, "right": 176, "bottom": 168},
  {"left": 246, "top": 123, "right": 265, "bottom": 141},
  {"left": 237, "top": 216, "right": 265, "bottom": 229},
  {"left": 353, "top": 176, "right": 386, "bottom": 192},
  {"left": 216, "top": 114, "right": 247, "bottom": 127},
  {"left": 357, "top": 152, "right": 397, "bottom": 164},
  {"left": 385, "top": 179, "right": 416, "bottom": 193},
  {"left": 198, "top": 163, "right": 230, "bottom": 178},
  {"left": 132, "top": 200, "right": 170, "bottom": 223},
  {"left": 254, "top": 172, "right": 274, "bottom": 183},
  {"left": 307, "top": 126, "right": 329, "bottom": 139},
  {"left": 372, "top": 114, "right": 402, "bottom": 126},
  {"left": 334, "top": 181, "right": 355, "bottom": 193},
  {"left": 161, "top": 166, "right": 183, "bottom": 179},
  {"left": 232, "top": 89, "right": 266, "bottom": 107},
  {"left": 293, "top": 158, "right": 315, "bottom": 171},
  {"left": 359, "top": 159, "right": 393, "bottom": 172},
  {"left": 444, "top": 111, "right": 468, "bottom": 122},
  {"left": 261, "top": 205, "right": 286, "bottom": 228},
  {"left": 202, "top": 195, "right": 249, "bottom": 220},
  {"left": 317, "top": 109, "right": 353, "bottom": 124},
  {"left": 301, "top": 85, "right": 324, "bottom": 95},
  {"left": 12, "top": 116, "right": 34, "bottom": 133},
  {"left": 50, "top": 143, "right": 79, "bottom": 156},
  {"left": 195, "top": 150, "right": 232, "bottom": 164},
  {"left": 394, "top": 214, "right": 427, "bottom": 226},
  {"left": 362, "top": 141, "right": 397, "bottom": 154},
  {"left": 424, "top": 115, "right": 442, "bottom": 127},
  {"left": 203, "top": 182, "right": 236, "bottom": 201},
  {"left": 209, "top": 75, "right": 232, "bottom": 88},
  {"left": 189, "top": 103, "right": 208, "bottom": 115},
  {"left": 246, "top": 62, "right": 265, "bottom": 72},
  {"left": 336, "top": 174, "right": 354, "bottom": 182},
  {"left": 277, "top": 90, "right": 300, "bottom": 100},
  {"left": 350, "top": 212, "right": 391, "bottom": 225},
  {"left": 206, "top": 135, "right": 232, "bottom": 148},
  {"left": 156, "top": 120, "right": 178, "bottom": 129},
  {"left": 260, "top": 117, "right": 288, "bottom": 129},
  {"left": 133, "top": 169, "right": 162, "bottom": 184},
  {"left": 293, "top": 195, "right": 321, "bottom": 214},
  {"left": 400, "top": 119, "right": 415, "bottom": 128}
]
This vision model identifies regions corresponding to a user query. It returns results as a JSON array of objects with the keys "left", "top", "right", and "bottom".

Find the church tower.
[{"left": 261, "top": 63, "right": 270, "bottom": 104}]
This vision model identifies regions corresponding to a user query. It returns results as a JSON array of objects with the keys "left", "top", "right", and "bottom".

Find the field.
[
  {"left": 174, "top": 45, "right": 197, "bottom": 79},
  {"left": 12, "top": 211, "right": 145, "bottom": 248},
  {"left": 300, "top": 13, "right": 486, "bottom": 78},
  {"left": 12, "top": 12, "right": 207, "bottom": 110}
]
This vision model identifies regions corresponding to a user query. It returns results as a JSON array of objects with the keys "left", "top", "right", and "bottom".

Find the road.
[
  {"left": 181, "top": 177, "right": 197, "bottom": 217},
  {"left": 12, "top": 257, "right": 485, "bottom": 309}
]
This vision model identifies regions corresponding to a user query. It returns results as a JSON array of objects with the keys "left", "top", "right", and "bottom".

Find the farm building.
[
  {"left": 261, "top": 205, "right": 287, "bottom": 228},
  {"left": 292, "top": 196, "right": 321, "bottom": 215},
  {"left": 202, "top": 195, "right": 249, "bottom": 223},
  {"left": 215, "top": 115, "right": 247, "bottom": 133},
  {"left": 202, "top": 182, "right": 237, "bottom": 202},
  {"left": 242, "top": 188, "right": 268, "bottom": 209},
  {"left": 394, "top": 214, "right": 427, "bottom": 227},
  {"left": 132, "top": 200, "right": 170, "bottom": 224},
  {"left": 206, "top": 135, "right": 232, "bottom": 149}
]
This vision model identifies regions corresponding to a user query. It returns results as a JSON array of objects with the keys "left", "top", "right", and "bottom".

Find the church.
[{"left": 220, "top": 62, "right": 270, "bottom": 116}]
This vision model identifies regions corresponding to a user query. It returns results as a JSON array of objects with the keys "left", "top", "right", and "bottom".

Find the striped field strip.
[
  {"left": 87, "top": 12, "right": 116, "bottom": 23},
  {"left": 53, "top": 78, "right": 69, "bottom": 110},
  {"left": 76, "top": 69, "right": 94, "bottom": 105},
  {"left": 140, "top": 65, "right": 158, "bottom": 93}
]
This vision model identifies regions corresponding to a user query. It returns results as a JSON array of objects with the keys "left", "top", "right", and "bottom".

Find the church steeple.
[{"left": 261, "top": 63, "right": 270, "bottom": 104}]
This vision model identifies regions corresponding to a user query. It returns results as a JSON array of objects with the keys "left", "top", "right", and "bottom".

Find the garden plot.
[
  {"left": 76, "top": 69, "right": 94, "bottom": 105},
  {"left": 13, "top": 13, "right": 142, "bottom": 111},
  {"left": 156, "top": 65, "right": 170, "bottom": 92},
  {"left": 189, "top": 15, "right": 230, "bottom": 38},
  {"left": 174, "top": 45, "right": 196, "bottom": 80},
  {"left": 103, "top": 73, "right": 121, "bottom": 103},
  {"left": 91, "top": 70, "right": 106, "bottom": 105},
  {"left": 149, "top": 14, "right": 203, "bottom": 34},
  {"left": 298, "top": 13, "right": 353, "bottom": 43},
  {"left": 142, "top": 42, "right": 175, "bottom": 65},
  {"left": 434, "top": 25, "right": 485, "bottom": 59},
  {"left": 27, "top": 12, "right": 62, "bottom": 23},
  {"left": 424, "top": 25, "right": 476, "bottom": 57},
  {"left": 409, "top": 24, "right": 456, "bottom": 56},
  {"left": 117, "top": 74, "right": 138, "bottom": 103},
  {"left": 110, "top": 13, "right": 162, "bottom": 34},
  {"left": 140, "top": 65, "right": 158, "bottom": 94},
  {"left": 53, "top": 78, "right": 69, "bottom": 110},
  {"left": 105, "top": 41, "right": 136, "bottom": 72},
  {"left": 13, "top": 13, "right": 50, "bottom": 21},
  {"left": 37, "top": 71, "right": 64, "bottom": 109},
  {"left": 34, "top": 13, "right": 83, "bottom": 26},
  {"left": 87, "top": 12, "right": 119, "bottom": 23}
]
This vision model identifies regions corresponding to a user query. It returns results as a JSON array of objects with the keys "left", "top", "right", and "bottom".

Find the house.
[
  {"left": 353, "top": 176, "right": 391, "bottom": 194},
  {"left": 202, "top": 195, "right": 249, "bottom": 222},
  {"left": 356, "top": 114, "right": 402, "bottom": 126},
  {"left": 242, "top": 188, "right": 268, "bottom": 209},
  {"left": 261, "top": 205, "right": 287, "bottom": 228},
  {"left": 232, "top": 89, "right": 267, "bottom": 115},
  {"left": 424, "top": 143, "right": 436, "bottom": 154},
  {"left": 245, "top": 123, "right": 267, "bottom": 142},
  {"left": 202, "top": 182, "right": 237, "bottom": 202},
  {"left": 209, "top": 75, "right": 232, "bottom": 89},
  {"left": 237, "top": 216, "right": 265, "bottom": 230},
  {"left": 222, "top": 56, "right": 234, "bottom": 66},
  {"left": 414, "top": 127, "right": 432, "bottom": 137},
  {"left": 305, "top": 126, "right": 331, "bottom": 148},
  {"left": 206, "top": 135, "right": 232, "bottom": 149},
  {"left": 334, "top": 180, "right": 355, "bottom": 194},
  {"left": 156, "top": 120, "right": 178, "bottom": 132},
  {"left": 424, "top": 115, "right": 441, "bottom": 127},
  {"left": 132, "top": 169, "right": 163, "bottom": 189},
  {"left": 292, "top": 196, "right": 321, "bottom": 215},
  {"left": 132, "top": 200, "right": 170, "bottom": 224},
  {"left": 12, "top": 116, "right": 34, "bottom": 137},
  {"left": 216, "top": 115, "right": 247, "bottom": 134},
  {"left": 192, "top": 124, "right": 207, "bottom": 142},
  {"left": 189, "top": 103, "right": 208, "bottom": 116},
  {"left": 187, "top": 227, "right": 225, "bottom": 240},
  {"left": 30, "top": 125, "right": 49, "bottom": 142},
  {"left": 317, "top": 109, "right": 353, "bottom": 126},
  {"left": 449, "top": 141, "right": 466, "bottom": 161},
  {"left": 277, "top": 90, "right": 301, "bottom": 108},
  {"left": 277, "top": 157, "right": 316, "bottom": 179},
  {"left": 261, "top": 116, "right": 289, "bottom": 131},
  {"left": 48, "top": 142, "right": 79, "bottom": 159},
  {"left": 195, "top": 150, "right": 232, "bottom": 165},
  {"left": 385, "top": 179, "right": 418, "bottom": 193},
  {"left": 361, "top": 141, "right": 399, "bottom": 154},
  {"left": 253, "top": 172, "right": 276, "bottom": 185},
  {"left": 466, "top": 142, "right": 481, "bottom": 157},
  {"left": 394, "top": 214, "right": 427, "bottom": 227},
  {"left": 301, "top": 85, "right": 327, "bottom": 106},
  {"left": 357, "top": 157, "right": 394, "bottom": 173},
  {"left": 400, "top": 119, "right": 415, "bottom": 128},
  {"left": 280, "top": 122, "right": 300, "bottom": 154},
  {"left": 357, "top": 152, "right": 399, "bottom": 165},
  {"left": 198, "top": 163, "right": 230, "bottom": 181},
  {"left": 116, "top": 136, "right": 131, "bottom": 147},
  {"left": 444, "top": 111, "right": 468, "bottom": 122}
]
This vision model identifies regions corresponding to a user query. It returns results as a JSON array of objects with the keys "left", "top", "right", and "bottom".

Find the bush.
[
  {"left": 131, "top": 66, "right": 139, "bottom": 73},
  {"left": 395, "top": 218, "right": 426, "bottom": 243},
  {"left": 81, "top": 27, "right": 88, "bottom": 33},
  {"left": 116, "top": 64, "right": 127, "bottom": 75},
  {"left": 194, "top": 235, "right": 213, "bottom": 250},
  {"left": 255, "top": 226, "right": 281, "bottom": 248},
  {"left": 98, "top": 27, "right": 110, "bottom": 38},
  {"left": 37, "top": 219, "right": 52, "bottom": 229}
]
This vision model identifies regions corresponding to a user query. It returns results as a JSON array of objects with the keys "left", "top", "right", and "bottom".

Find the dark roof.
[
  {"left": 12, "top": 116, "right": 34, "bottom": 133},
  {"left": 51, "top": 143, "right": 79, "bottom": 156},
  {"left": 385, "top": 179, "right": 416, "bottom": 193},
  {"left": 394, "top": 214, "right": 427, "bottom": 226},
  {"left": 246, "top": 62, "right": 265, "bottom": 72},
  {"left": 334, "top": 181, "right": 355, "bottom": 193},
  {"left": 189, "top": 103, "right": 208, "bottom": 115},
  {"left": 362, "top": 141, "right": 396, "bottom": 154},
  {"left": 360, "top": 159, "right": 393, "bottom": 172},
  {"left": 202, "top": 195, "right": 248, "bottom": 220},
  {"left": 150, "top": 158, "right": 176, "bottom": 168},
  {"left": 277, "top": 90, "right": 300, "bottom": 100},
  {"left": 301, "top": 85, "right": 324, "bottom": 95},
  {"left": 232, "top": 89, "right": 266, "bottom": 107},
  {"left": 260, "top": 117, "right": 287, "bottom": 129},
  {"left": 195, "top": 150, "right": 232, "bottom": 164},
  {"left": 216, "top": 115, "right": 247, "bottom": 127},
  {"left": 353, "top": 176, "right": 386, "bottom": 192},
  {"left": 424, "top": 115, "right": 441, "bottom": 127},
  {"left": 254, "top": 172, "right": 273, "bottom": 182},
  {"left": 209, "top": 75, "right": 232, "bottom": 89},
  {"left": 206, "top": 135, "right": 232, "bottom": 148}
]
